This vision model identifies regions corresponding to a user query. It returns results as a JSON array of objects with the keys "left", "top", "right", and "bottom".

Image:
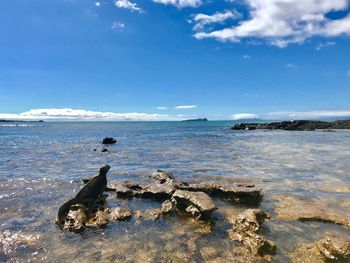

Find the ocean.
[{"left": 1, "top": 121, "right": 349, "bottom": 262}]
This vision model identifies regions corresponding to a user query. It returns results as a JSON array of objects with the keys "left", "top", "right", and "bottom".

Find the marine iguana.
[{"left": 57, "top": 165, "right": 110, "bottom": 230}]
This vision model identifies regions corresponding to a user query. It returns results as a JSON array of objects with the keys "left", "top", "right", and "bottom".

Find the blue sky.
[{"left": 0, "top": 0, "right": 350, "bottom": 121}]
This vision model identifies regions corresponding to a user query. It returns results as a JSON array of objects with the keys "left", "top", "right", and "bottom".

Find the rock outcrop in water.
[
  {"left": 231, "top": 120, "right": 350, "bottom": 131},
  {"left": 172, "top": 190, "right": 217, "bottom": 219},
  {"left": 102, "top": 137, "right": 117, "bottom": 144},
  {"left": 228, "top": 209, "right": 276, "bottom": 257}
]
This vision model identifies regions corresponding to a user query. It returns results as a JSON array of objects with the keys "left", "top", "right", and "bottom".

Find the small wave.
[{"left": 0, "top": 124, "right": 34, "bottom": 128}]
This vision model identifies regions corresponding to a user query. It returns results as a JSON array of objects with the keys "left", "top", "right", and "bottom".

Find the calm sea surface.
[{"left": 0, "top": 121, "right": 349, "bottom": 262}]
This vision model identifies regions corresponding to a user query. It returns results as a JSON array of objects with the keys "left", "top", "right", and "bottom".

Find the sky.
[{"left": 0, "top": 0, "right": 350, "bottom": 121}]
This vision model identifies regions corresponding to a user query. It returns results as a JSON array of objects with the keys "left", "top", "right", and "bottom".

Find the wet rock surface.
[
  {"left": 274, "top": 195, "right": 350, "bottom": 228},
  {"left": 231, "top": 120, "right": 350, "bottom": 131},
  {"left": 102, "top": 137, "right": 117, "bottom": 144},
  {"left": 229, "top": 209, "right": 276, "bottom": 258},
  {"left": 172, "top": 190, "right": 217, "bottom": 218}
]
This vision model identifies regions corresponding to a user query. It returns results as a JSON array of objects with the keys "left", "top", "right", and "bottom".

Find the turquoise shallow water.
[{"left": 0, "top": 121, "right": 349, "bottom": 262}]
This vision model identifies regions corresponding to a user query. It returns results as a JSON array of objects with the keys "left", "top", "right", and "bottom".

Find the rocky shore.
[{"left": 231, "top": 120, "right": 350, "bottom": 131}]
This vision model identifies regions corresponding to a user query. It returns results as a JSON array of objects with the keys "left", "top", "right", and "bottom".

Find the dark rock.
[
  {"left": 172, "top": 190, "right": 217, "bottom": 218},
  {"left": 229, "top": 209, "right": 276, "bottom": 257},
  {"left": 231, "top": 120, "right": 350, "bottom": 131},
  {"left": 102, "top": 137, "right": 117, "bottom": 144},
  {"left": 109, "top": 207, "right": 132, "bottom": 221},
  {"left": 101, "top": 147, "right": 109, "bottom": 152},
  {"left": 180, "top": 181, "right": 262, "bottom": 204}
]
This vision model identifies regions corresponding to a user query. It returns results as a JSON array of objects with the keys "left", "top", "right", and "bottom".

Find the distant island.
[
  {"left": 0, "top": 120, "right": 44, "bottom": 123},
  {"left": 183, "top": 118, "right": 208, "bottom": 122}
]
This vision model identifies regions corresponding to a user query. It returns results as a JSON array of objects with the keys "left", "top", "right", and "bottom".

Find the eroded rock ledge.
[{"left": 107, "top": 170, "right": 262, "bottom": 205}]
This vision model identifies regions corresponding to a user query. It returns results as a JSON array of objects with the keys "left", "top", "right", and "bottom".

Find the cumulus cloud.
[
  {"left": 174, "top": 105, "right": 197, "bottom": 109},
  {"left": 267, "top": 110, "right": 350, "bottom": 119},
  {"left": 153, "top": 0, "right": 203, "bottom": 8},
  {"left": 194, "top": 0, "right": 350, "bottom": 47},
  {"left": 232, "top": 113, "right": 259, "bottom": 120},
  {"left": 191, "top": 10, "right": 242, "bottom": 31},
  {"left": 115, "top": 0, "right": 143, "bottom": 13},
  {"left": 0, "top": 108, "right": 187, "bottom": 121}
]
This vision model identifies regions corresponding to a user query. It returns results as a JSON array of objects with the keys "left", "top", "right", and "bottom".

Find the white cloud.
[
  {"left": 232, "top": 113, "right": 259, "bottom": 120},
  {"left": 95, "top": 2, "right": 101, "bottom": 7},
  {"left": 115, "top": 0, "right": 143, "bottom": 13},
  {"left": 194, "top": 0, "right": 350, "bottom": 47},
  {"left": 243, "top": 54, "right": 251, "bottom": 59},
  {"left": 0, "top": 108, "right": 188, "bottom": 121},
  {"left": 153, "top": 0, "right": 203, "bottom": 8},
  {"left": 315, "top": 41, "right": 336, "bottom": 50},
  {"left": 191, "top": 10, "right": 242, "bottom": 31},
  {"left": 174, "top": 105, "right": 197, "bottom": 109},
  {"left": 267, "top": 110, "right": 350, "bottom": 119},
  {"left": 111, "top": 21, "right": 125, "bottom": 30},
  {"left": 155, "top": 106, "right": 168, "bottom": 110}
]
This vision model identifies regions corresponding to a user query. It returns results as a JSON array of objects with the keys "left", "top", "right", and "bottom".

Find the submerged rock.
[
  {"left": 229, "top": 209, "right": 276, "bottom": 257},
  {"left": 101, "top": 147, "right": 109, "bottom": 152},
  {"left": 172, "top": 190, "right": 217, "bottom": 218},
  {"left": 135, "top": 208, "right": 163, "bottom": 220},
  {"left": 102, "top": 137, "right": 117, "bottom": 144},
  {"left": 274, "top": 195, "right": 350, "bottom": 227}
]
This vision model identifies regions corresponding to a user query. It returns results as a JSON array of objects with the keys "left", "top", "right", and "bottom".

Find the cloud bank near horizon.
[
  {"left": 0, "top": 108, "right": 187, "bottom": 121},
  {"left": 1, "top": 108, "right": 350, "bottom": 121}
]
